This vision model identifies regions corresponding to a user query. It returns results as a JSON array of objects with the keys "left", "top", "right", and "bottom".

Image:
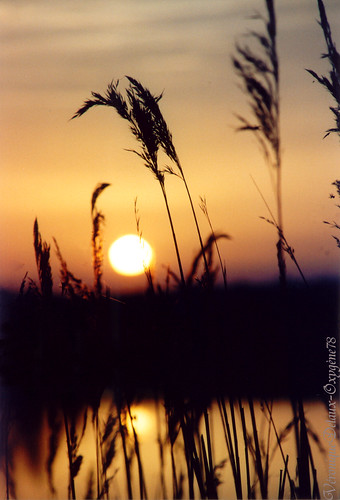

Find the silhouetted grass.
[
  {"left": 232, "top": 0, "right": 286, "bottom": 290},
  {"left": 308, "top": 0, "right": 340, "bottom": 250},
  {"left": 72, "top": 79, "right": 186, "bottom": 288},
  {"left": 306, "top": 0, "right": 340, "bottom": 138},
  {"left": 1, "top": 3, "right": 337, "bottom": 498},
  {"left": 1, "top": 185, "right": 334, "bottom": 498}
]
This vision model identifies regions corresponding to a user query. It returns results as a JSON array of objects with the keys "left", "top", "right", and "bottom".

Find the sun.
[{"left": 108, "top": 234, "right": 153, "bottom": 276}]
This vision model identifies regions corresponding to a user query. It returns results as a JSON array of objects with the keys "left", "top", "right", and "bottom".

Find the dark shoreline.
[{"left": 0, "top": 277, "right": 338, "bottom": 405}]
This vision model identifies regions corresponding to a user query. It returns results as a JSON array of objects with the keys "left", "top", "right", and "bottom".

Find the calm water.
[{"left": 1, "top": 396, "right": 339, "bottom": 499}]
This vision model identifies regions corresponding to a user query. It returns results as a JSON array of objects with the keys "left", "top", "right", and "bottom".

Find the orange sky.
[{"left": 1, "top": 0, "right": 339, "bottom": 294}]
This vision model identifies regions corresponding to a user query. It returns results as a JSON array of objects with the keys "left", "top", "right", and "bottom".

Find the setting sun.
[{"left": 108, "top": 234, "right": 153, "bottom": 276}]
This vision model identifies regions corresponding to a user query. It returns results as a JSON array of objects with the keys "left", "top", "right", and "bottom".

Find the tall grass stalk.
[
  {"left": 250, "top": 176, "right": 308, "bottom": 287},
  {"left": 248, "top": 397, "right": 267, "bottom": 499},
  {"left": 72, "top": 80, "right": 186, "bottom": 288},
  {"left": 63, "top": 410, "right": 77, "bottom": 500},
  {"left": 125, "top": 76, "right": 211, "bottom": 283},
  {"left": 94, "top": 411, "right": 101, "bottom": 499},
  {"left": 127, "top": 404, "right": 148, "bottom": 500},
  {"left": 135, "top": 197, "right": 154, "bottom": 293},
  {"left": 239, "top": 401, "right": 251, "bottom": 499},
  {"left": 180, "top": 411, "right": 206, "bottom": 499},
  {"left": 308, "top": 0, "right": 340, "bottom": 248},
  {"left": 306, "top": 0, "right": 340, "bottom": 138},
  {"left": 278, "top": 455, "right": 289, "bottom": 499},
  {"left": 232, "top": 0, "right": 286, "bottom": 290},
  {"left": 155, "top": 399, "right": 167, "bottom": 499},
  {"left": 117, "top": 405, "right": 133, "bottom": 500},
  {"left": 202, "top": 409, "right": 218, "bottom": 499},
  {"left": 91, "top": 183, "right": 110, "bottom": 297},
  {"left": 33, "top": 218, "right": 53, "bottom": 299},
  {"left": 96, "top": 409, "right": 119, "bottom": 499},
  {"left": 263, "top": 401, "right": 294, "bottom": 491},
  {"left": 165, "top": 405, "right": 181, "bottom": 499},
  {"left": 217, "top": 397, "right": 242, "bottom": 498},
  {"left": 199, "top": 196, "right": 228, "bottom": 290}
]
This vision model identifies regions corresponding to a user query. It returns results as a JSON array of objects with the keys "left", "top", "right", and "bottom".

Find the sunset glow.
[{"left": 0, "top": 0, "right": 339, "bottom": 294}]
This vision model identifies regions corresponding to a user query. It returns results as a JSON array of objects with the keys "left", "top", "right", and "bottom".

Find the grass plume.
[
  {"left": 33, "top": 218, "right": 53, "bottom": 299},
  {"left": 306, "top": 0, "right": 340, "bottom": 138},
  {"left": 91, "top": 183, "right": 111, "bottom": 297},
  {"left": 73, "top": 79, "right": 186, "bottom": 288}
]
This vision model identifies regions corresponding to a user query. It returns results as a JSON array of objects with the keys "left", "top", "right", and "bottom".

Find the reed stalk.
[
  {"left": 308, "top": 0, "right": 340, "bottom": 248},
  {"left": 125, "top": 76, "right": 211, "bottom": 282},
  {"left": 91, "top": 183, "right": 111, "bottom": 297},
  {"left": 63, "top": 410, "right": 77, "bottom": 500},
  {"left": 263, "top": 400, "right": 295, "bottom": 490},
  {"left": 296, "top": 399, "right": 312, "bottom": 499},
  {"left": 94, "top": 411, "right": 101, "bottom": 499},
  {"left": 165, "top": 404, "right": 181, "bottom": 499},
  {"left": 202, "top": 409, "right": 218, "bottom": 499},
  {"left": 135, "top": 198, "right": 155, "bottom": 293},
  {"left": 73, "top": 79, "right": 186, "bottom": 288},
  {"left": 199, "top": 196, "right": 228, "bottom": 290},
  {"left": 239, "top": 401, "right": 251, "bottom": 499},
  {"left": 306, "top": 0, "right": 340, "bottom": 138},
  {"left": 248, "top": 398, "right": 267, "bottom": 499},
  {"left": 232, "top": 0, "right": 286, "bottom": 291},
  {"left": 33, "top": 218, "right": 53, "bottom": 299},
  {"left": 127, "top": 404, "right": 148, "bottom": 500},
  {"left": 278, "top": 455, "right": 289, "bottom": 499},
  {"left": 155, "top": 399, "right": 167, "bottom": 499},
  {"left": 217, "top": 397, "right": 242, "bottom": 498},
  {"left": 229, "top": 397, "right": 242, "bottom": 498},
  {"left": 117, "top": 405, "right": 133, "bottom": 500},
  {"left": 250, "top": 176, "right": 308, "bottom": 287}
]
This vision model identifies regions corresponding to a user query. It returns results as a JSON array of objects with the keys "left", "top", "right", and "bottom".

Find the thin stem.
[
  {"left": 251, "top": 175, "right": 308, "bottom": 287},
  {"left": 239, "top": 400, "right": 251, "bottom": 500},
  {"left": 118, "top": 407, "right": 133, "bottom": 500},
  {"left": 159, "top": 178, "right": 186, "bottom": 288},
  {"left": 94, "top": 412, "right": 101, "bottom": 499},
  {"left": 229, "top": 397, "right": 242, "bottom": 499},
  {"left": 63, "top": 410, "right": 76, "bottom": 500},
  {"left": 127, "top": 404, "right": 148, "bottom": 500},
  {"left": 248, "top": 398, "right": 267, "bottom": 499},
  {"left": 180, "top": 165, "right": 210, "bottom": 279},
  {"left": 199, "top": 196, "right": 228, "bottom": 290}
]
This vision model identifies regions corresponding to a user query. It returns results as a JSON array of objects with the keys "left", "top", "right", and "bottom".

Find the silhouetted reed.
[
  {"left": 306, "top": 0, "right": 340, "bottom": 138},
  {"left": 125, "top": 76, "right": 211, "bottom": 282},
  {"left": 72, "top": 79, "right": 186, "bottom": 288},
  {"left": 33, "top": 218, "right": 53, "bottom": 299},
  {"left": 324, "top": 180, "right": 340, "bottom": 248},
  {"left": 199, "top": 196, "right": 228, "bottom": 291},
  {"left": 134, "top": 197, "right": 154, "bottom": 293},
  {"left": 91, "top": 183, "right": 111, "bottom": 297},
  {"left": 232, "top": 0, "right": 286, "bottom": 290},
  {"left": 308, "top": 0, "right": 340, "bottom": 250}
]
